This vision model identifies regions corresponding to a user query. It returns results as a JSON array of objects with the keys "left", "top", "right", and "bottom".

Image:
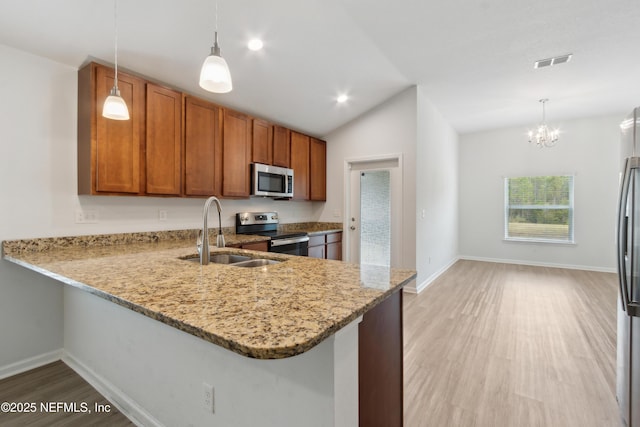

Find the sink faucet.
[{"left": 198, "top": 196, "right": 225, "bottom": 265}]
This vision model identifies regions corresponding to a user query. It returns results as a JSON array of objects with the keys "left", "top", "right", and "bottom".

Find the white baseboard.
[
  {"left": 458, "top": 255, "right": 616, "bottom": 273},
  {"left": 62, "top": 351, "right": 163, "bottom": 427},
  {"left": 404, "top": 257, "right": 460, "bottom": 294},
  {"left": 0, "top": 349, "right": 64, "bottom": 380}
]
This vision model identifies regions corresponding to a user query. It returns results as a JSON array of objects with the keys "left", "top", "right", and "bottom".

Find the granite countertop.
[
  {"left": 2, "top": 229, "right": 415, "bottom": 360},
  {"left": 280, "top": 222, "right": 343, "bottom": 236}
]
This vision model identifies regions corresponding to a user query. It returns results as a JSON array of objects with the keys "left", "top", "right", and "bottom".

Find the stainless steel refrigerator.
[{"left": 617, "top": 107, "right": 640, "bottom": 427}]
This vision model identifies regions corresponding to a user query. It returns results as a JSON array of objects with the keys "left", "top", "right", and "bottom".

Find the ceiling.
[{"left": 2, "top": 0, "right": 640, "bottom": 137}]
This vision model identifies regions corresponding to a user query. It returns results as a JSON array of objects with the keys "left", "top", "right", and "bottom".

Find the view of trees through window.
[{"left": 505, "top": 175, "right": 574, "bottom": 242}]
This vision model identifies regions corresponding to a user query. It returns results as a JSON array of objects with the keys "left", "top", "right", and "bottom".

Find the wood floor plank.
[
  {"left": 404, "top": 260, "right": 623, "bottom": 427},
  {"left": 0, "top": 360, "right": 134, "bottom": 427}
]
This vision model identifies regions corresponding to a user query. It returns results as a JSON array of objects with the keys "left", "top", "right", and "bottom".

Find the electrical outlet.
[
  {"left": 203, "top": 382, "right": 214, "bottom": 413},
  {"left": 158, "top": 210, "right": 168, "bottom": 221},
  {"left": 75, "top": 210, "right": 99, "bottom": 224}
]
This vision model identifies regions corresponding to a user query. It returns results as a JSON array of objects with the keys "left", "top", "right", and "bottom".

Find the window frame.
[{"left": 503, "top": 175, "right": 575, "bottom": 244}]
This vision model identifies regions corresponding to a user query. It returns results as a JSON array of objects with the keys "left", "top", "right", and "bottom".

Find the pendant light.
[
  {"left": 102, "top": 0, "right": 129, "bottom": 120},
  {"left": 199, "top": 2, "right": 232, "bottom": 93}
]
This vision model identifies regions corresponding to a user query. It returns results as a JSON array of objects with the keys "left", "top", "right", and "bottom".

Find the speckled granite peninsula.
[{"left": 2, "top": 229, "right": 416, "bottom": 360}]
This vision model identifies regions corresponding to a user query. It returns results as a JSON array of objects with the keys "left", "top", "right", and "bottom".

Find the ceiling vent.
[{"left": 534, "top": 54, "right": 572, "bottom": 69}]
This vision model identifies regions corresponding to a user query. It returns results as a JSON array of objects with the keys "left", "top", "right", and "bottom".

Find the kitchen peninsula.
[{"left": 2, "top": 230, "right": 415, "bottom": 427}]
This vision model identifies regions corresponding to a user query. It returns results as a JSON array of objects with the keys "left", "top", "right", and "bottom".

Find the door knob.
[{"left": 350, "top": 226, "right": 356, "bottom": 230}]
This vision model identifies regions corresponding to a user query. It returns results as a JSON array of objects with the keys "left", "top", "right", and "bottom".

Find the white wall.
[
  {"left": 459, "top": 114, "right": 622, "bottom": 271},
  {"left": 0, "top": 43, "right": 322, "bottom": 369},
  {"left": 415, "top": 88, "right": 459, "bottom": 291},
  {"left": 321, "top": 88, "right": 418, "bottom": 272}
]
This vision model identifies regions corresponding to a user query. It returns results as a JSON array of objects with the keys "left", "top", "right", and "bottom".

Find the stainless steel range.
[{"left": 235, "top": 212, "right": 309, "bottom": 256}]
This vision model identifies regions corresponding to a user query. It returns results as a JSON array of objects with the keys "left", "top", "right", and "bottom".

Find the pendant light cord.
[{"left": 114, "top": 0, "right": 119, "bottom": 89}]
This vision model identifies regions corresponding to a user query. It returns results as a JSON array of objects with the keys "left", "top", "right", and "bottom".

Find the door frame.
[{"left": 344, "top": 153, "right": 404, "bottom": 267}]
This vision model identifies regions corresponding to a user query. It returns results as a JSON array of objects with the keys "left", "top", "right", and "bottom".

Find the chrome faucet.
[{"left": 197, "top": 196, "right": 225, "bottom": 265}]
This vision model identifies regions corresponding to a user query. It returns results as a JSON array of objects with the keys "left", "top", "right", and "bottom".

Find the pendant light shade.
[
  {"left": 103, "top": 87, "right": 130, "bottom": 120},
  {"left": 102, "top": 0, "right": 130, "bottom": 120},
  {"left": 199, "top": 31, "right": 233, "bottom": 93}
]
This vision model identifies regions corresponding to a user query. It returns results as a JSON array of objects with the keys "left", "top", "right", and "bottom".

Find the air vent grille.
[{"left": 534, "top": 54, "right": 572, "bottom": 69}]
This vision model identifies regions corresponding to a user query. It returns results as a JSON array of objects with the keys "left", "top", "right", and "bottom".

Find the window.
[{"left": 504, "top": 175, "right": 574, "bottom": 243}]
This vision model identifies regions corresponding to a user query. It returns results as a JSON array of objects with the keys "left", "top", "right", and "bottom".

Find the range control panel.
[{"left": 236, "top": 212, "right": 279, "bottom": 226}]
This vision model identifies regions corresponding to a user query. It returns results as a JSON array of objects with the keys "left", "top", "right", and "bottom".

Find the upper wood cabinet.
[
  {"left": 272, "top": 125, "right": 291, "bottom": 168},
  {"left": 146, "top": 84, "right": 182, "bottom": 195},
  {"left": 184, "top": 95, "right": 222, "bottom": 197},
  {"left": 78, "top": 62, "right": 145, "bottom": 195},
  {"left": 222, "top": 109, "right": 252, "bottom": 197},
  {"left": 77, "top": 62, "right": 327, "bottom": 201},
  {"left": 309, "top": 138, "right": 326, "bottom": 201},
  {"left": 290, "top": 131, "right": 310, "bottom": 200},
  {"left": 251, "top": 118, "right": 273, "bottom": 165}
]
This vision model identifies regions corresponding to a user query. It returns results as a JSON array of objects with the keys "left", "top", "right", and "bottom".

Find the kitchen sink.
[
  {"left": 180, "top": 253, "right": 281, "bottom": 267},
  {"left": 230, "top": 259, "right": 280, "bottom": 268}
]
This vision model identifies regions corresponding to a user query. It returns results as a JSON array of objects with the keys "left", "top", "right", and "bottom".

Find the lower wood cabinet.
[
  {"left": 359, "top": 290, "right": 403, "bottom": 426},
  {"left": 227, "top": 241, "right": 269, "bottom": 252},
  {"left": 308, "top": 231, "right": 342, "bottom": 260}
]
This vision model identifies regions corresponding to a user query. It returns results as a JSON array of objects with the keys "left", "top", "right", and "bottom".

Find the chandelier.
[{"left": 528, "top": 99, "right": 559, "bottom": 148}]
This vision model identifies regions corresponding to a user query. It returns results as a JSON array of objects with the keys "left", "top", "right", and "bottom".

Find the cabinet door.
[
  {"left": 308, "top": 245, "right": 326, "bottom": 259},
  {"left": 327, "top": 242, "right": 342, "bottom": 260},
  {"left": 272, "top": 125, "right": 291, "bottom": 167},
  {"left": 290, "top": 131, "right": 310, "bottom": 200},
  {"left": 242, "top": 241, "right": 269, "bottom": 252},
  {"left": 309, "top": 138, "right": 326, "bottom": 201},
  {"left": 94, "top": 65, "right": 145, "bottom": 194},
  {"left": 184, "top": 96, "right": 222, "bottom": 196},
  {"left": 146, "top": 84, "right": 182, "bottom": 195},
  {"left": 326, "top": 232, "right": 342, "bottom": 260},
  {"left": 222, "top": 109, "right": 252, "bottom": 197},
  {"left": 252, "top": 118, "right": 273, "bottom": 165}
]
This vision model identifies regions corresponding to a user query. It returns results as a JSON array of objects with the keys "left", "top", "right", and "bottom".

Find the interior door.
[{"left": 347, "top": 157, "right": 401, "bottom": 267}]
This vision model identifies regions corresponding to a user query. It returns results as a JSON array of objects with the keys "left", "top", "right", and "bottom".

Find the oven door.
[{"left": 269, "top": 236, "right": 309, "bottom": 256}]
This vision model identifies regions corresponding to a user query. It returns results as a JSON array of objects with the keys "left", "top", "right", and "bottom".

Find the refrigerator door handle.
[{"left": 618, "top": 157, "right": 640, "bottom": 316}]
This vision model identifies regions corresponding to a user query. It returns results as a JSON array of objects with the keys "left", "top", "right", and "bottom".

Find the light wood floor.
[
  {"left": 0, "top": 361, "right": 133, "bottom": 426},
  {"left": 404, "top": 260, "right": 623, "bottom": 427}
]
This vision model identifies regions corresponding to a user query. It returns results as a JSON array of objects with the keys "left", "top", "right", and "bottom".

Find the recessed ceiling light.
[
  {"left": 248, "top": 39, "right": 264, "bottom": 51},
  {"left": 337, "top": 94, "right": 349, "bottom": 103}
]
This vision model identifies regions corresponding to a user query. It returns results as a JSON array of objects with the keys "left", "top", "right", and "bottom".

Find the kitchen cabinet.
[
  {"left": 251, "top": 118, "right": 273, "bottom": 165},
  {"left": 222, "top": 109, "right": 252, "bottom": 198},
  {"left": 145, "top": 83, "right": 182, "bottom": 195},
  {"left": 308, "top": 231, "right": 342, "bottom": 260},
  {"left": 326, "top": 231, "right": 342, "bottom": 260},
  {"left": 78, "top": 62, "right": 327, "bottom": 201},
  {"left": 272, "top": 125, "right": 291, "bottom": 167},
  {"left": 183, "top": 95, "right": 222, "bottom": 197},
  {"left": 309, "top": 138, "right": 326, "bottom": 201},
  {"left": 290, "top": 131, "right": 310, "bottom": 200},
  {"left": 78, "top": 62, "right": 145, "bottom": 195},
  {"left": 227, "top": 241, "right": 269, "bottom": 252},
  {"left": 308, "top": 235, "right": 326, "bottom": 259},
  {"left": 359, "top": 290, "right": 403, "bottom": 426}
]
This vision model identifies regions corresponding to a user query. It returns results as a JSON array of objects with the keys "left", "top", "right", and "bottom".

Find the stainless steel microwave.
[{"left": 251, "top": 163, "right": 294, "bottom": 198}]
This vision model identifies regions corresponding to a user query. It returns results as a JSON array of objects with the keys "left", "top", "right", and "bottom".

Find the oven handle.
[{"left": 270, "top": 236, "right": 310, "bottom": 247}]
